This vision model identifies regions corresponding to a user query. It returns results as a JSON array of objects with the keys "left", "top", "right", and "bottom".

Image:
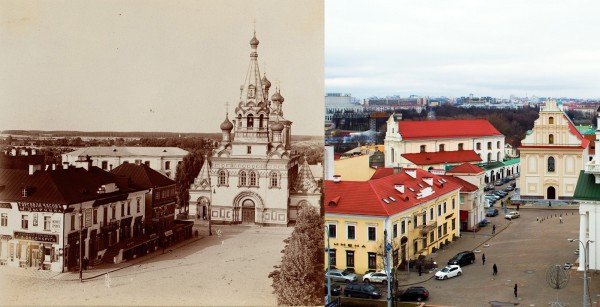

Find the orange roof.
[
  {"left": 585, "top": 134, "right": 595, "bottom": 155},
  {"left": 398, "top": 119, "right": 502, "bottom": 140},
  {"left": 447, "top": 162, "right": 485, "bottom": 174},
  {"left": 441, "top": 175, "right": 479, "bottom": 192},
  {"left": 401, "top": 150, "right": 482, "bottom": 165},
  {"left": 325, "top": 168, "right": 461, "bottom": 217}
]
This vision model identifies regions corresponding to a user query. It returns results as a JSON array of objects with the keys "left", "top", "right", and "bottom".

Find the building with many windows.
[
  {"left": 0, "top": 163, "right": 147, "bottom": 272},
  {"left": 324, "top": 168, "right": 461, "bottom": 273},
  {"left": 188, "top": 33, "right": 321, "bottom": 226},
  {"left": 62, "top": 147, "right": 189, "bottom": 179},
  {"left": 519, "top": 100, "right": 589, "bottom": 201}
]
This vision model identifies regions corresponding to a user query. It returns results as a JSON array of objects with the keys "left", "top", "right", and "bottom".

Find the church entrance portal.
[
  {"left": 241, "top": 199, "right": 255, "bottom": 224},
  {"left": 547, "top": 186, "right": 556, "bottom": 200}
]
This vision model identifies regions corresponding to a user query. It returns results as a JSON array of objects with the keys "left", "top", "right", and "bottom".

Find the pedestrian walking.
[
  {"left": 482, "top": 253, "right": 486, "bottom": 265},
  {"left": 493, "top": 263, "right": 498, "bottom": 275},
  {"left": 418, "top": 265, "right": 422, "bottom": 276},
  {"left": 549, "top": 201, "right": 551, "bottom": 207},
  {"left": 514, "top": 283, "right": 518, "bottom": 297},
  {"left": 492, "top": 224, "right": 496, "bottom": 234}
]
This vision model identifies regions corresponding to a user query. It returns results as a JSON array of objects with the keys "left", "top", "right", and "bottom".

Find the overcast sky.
[
  {"left": 325, "top": 0, "right": 600, "bottom": 100},
  {"left": 0, "top": 0, "right": 323, "bottom": 135}
]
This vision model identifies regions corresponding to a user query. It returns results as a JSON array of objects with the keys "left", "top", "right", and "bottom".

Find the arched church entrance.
[
  {"left": 241, "top": 199, "right": 256, "bottom": 224},
  {"left": 547, "top": 186, "right": 556, "bottom": 200}
]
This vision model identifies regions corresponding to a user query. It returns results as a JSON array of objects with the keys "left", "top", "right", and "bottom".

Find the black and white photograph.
[{"left": 1, "top": 0, "right": 324, "bottom": 306}]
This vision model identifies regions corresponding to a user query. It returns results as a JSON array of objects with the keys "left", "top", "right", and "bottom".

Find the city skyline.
[
  {"left": 0, "top": 0, "right": 324, "bottom": 135},
  {"left": 326, "top": 0, "right": 600, "bottom": 100}
]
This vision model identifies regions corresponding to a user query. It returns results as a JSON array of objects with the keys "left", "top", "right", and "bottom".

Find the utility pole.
[
  {"left": 384, "top": 230, "right": 391, "bottom": 307},
  {"left": 79, "top": 209, "right": 83, "bottom": 282}
]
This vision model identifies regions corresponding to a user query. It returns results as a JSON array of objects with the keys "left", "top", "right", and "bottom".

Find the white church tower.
[{"left": 189, "top": 33, "right": 321, "bottom": 226}]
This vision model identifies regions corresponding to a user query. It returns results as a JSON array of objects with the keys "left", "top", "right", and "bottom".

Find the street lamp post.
[
  {"left": 78, "top": 210, "right": 83, "bottom": 282},
  {"left": 568, "top": 238, "right": 594, "bottom": 307},
  {"left": 324, "top": 225, "right": 332, "bottom": 304},
  {"left": 401, "top": 216, "right": 412, "bottom": 275}
]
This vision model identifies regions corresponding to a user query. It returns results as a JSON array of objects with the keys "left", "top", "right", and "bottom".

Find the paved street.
[
  {"left": 1, "top": 225, "right": 292, "bottom": 306},
  {"left": 332, "top": 207, "right": 599, "bottom": 307}
]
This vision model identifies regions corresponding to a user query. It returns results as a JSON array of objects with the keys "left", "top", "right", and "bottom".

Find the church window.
[
  {"left": 270, "top": 172, "right": 278, "bottom": 188},
  {"left": 237, "top": 114, "right": 242, "bottom": 128},
  {"left": 487, "top": 153, "right": 492, "bottom": 162},
  {"left": 548, "top": 157, "right": 555, "bottom": 172},
  {"left": 496, "top": 141, "right": 500, "bottom": 149},
  {"left": 218, "top": 170, "right": 227, "bottom": 186},
  {"left": 247, "top": 114, "right": 254, "bottom": 128},
  {"left": 476, "top": 142, "right": 481, "bottom": 150},
  {"left": 487, "top": 142, "right": 492, "bottom": 150},
  {"left": 420, "top": 145, "right": 426, "bottom": 152},
  {"left": 259, "top": 114, "right": 264, "bottom": 129},
  {"left": 239, "top": 171, "right": 247, "bottom": 186},
  {"left": 549, "top": 134, "right": 554, "bottom": 144},
  {"left": 549, "top": 117, "right": 554, "bottom": 124},
  {"left": 247, "top": 146, "right": 252, "bottom": 154},
  {"left": 250, "top": 171, "right": 257, "bottom": 186},
  {"left": 247, "top": 85, "right": 256, "bottom": 99},
  {"left": 391, "top": 148, "right": 395, "bottom": 163}
]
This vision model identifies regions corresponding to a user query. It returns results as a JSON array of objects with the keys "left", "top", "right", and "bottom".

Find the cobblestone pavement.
[
  {"left": 1, "top": 224, "right": 292, "bottom": 306},
  {"left": 396, "top": 206, "right": 598, "bottom": 306}
]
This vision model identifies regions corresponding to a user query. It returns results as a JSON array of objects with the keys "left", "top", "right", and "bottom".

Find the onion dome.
[
  {"left": 271, "top": 121, "right": 284, "bottom": 131},
  {"left": 250, "top": 33, "right": 259, "bottom": 48},
  {"left": 220, "top": 116, "right": 233, "bottom": 131},
  {"left": 262, "top": 74, "right": 271, "bottom": 89},
  {"left": 271, "top": 91, "right": 283, "bottom": 102}
]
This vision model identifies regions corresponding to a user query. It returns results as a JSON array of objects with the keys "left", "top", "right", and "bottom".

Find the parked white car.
[
  {"left": 505, "top": 211, "right": 520, "bottom": 220},
  {"left": 363, "top": 271, "right": 388, "bottom": 284},
  {"left": 435, "top": 265, "right": 462, "bottom": 280}
]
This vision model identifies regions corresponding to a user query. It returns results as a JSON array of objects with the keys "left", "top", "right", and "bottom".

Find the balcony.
[{"left": 419, "top": 221, "right": 437, "bottom": 236}]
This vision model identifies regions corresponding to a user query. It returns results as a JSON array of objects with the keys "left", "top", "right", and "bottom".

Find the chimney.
[
  {"left": 394, "top": 184, "right": 405, "bottom": 194},
  {"left": 405, "top": 169, "right": 417, "bottom": 179},
  {"left": 28, "top": 164, "right": 42, "bottom": 175},
  {"left": 423, "top": 177, "right": 433, "bottom": 186},
  {"left": 333, "top": 175, "right": 341, "bottom": 183}
]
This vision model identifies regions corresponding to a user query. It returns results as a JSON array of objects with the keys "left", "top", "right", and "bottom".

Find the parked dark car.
[
  {"left": 494, "top": 180, "right": 503, "bottom": 186},
  {"left": 343, "top": 283, "right": 382, "bottom": 299},
  {"left": 494, "top": 191, "right": 508, "bottom": 197},
  {"left": 448, "top": 251, "right": 476, "bottom": 266},
  {"left": 504, "top": 186, "right": 514, "bottom": 192},
  {"left": 324, "top": 283, "right": 342, "bottom": 296},
  {"left": 484, "top": 184, "right": 495, "bottom": 191},
  {"left": 397, "top": 286, "right": 429, "bottom": 301},
  {"left": 486, "top": 208, "right": 499, "bottom": 217}
]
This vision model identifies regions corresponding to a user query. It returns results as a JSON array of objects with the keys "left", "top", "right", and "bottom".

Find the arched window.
[
  {"left": 549, "top": 117, "right": 554, "bottom": 124},
  {"left": 548, "top": 156, "right": 555, "bottom": 172},
  {"left": 391, "top": 148, "right": 395, "bottom": 163},
  {"left": 549, "top": 134, "right": 554, "bottom": 144},
  {"left": 239, "top": 170, "right": 247, "bottom": 186},
  {"left": 487, "top": 153, "right": 492, "bottom": 162},
  {"left": 270, "top": 172, "right": 278, "bottom": 188},
  {"left": 218, "top": 170, "right": 227, "bottom": 185},
  {"left": 259, "top": 114, "right": 264, "bottom": 129},
  {"left": 250, "top": 171, "right": 257, "bottom": 186},
  {"left": 247, "top": 114, "right": 254, "bottom": 128},
  {"left": 237, "top": 114, "right": 242, "bottom": 128},
  {"left": 496, "top": 141, "right": 500, "bottom": 149}
]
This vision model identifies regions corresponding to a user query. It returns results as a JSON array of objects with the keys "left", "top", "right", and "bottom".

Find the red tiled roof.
[
  {"left": 401, "top": 150, "right": 482, "bottom": 165},
  {"left": 370, "top": 168, "right": 396, "bottom": 180},
  {"left": 585, "top": 134, "right": 595, "bottom": 155},
  {"left": 441, "top": 175, "right": 479, "bottom": 193},
  {"left": 398, "top": 119, "right": 502, "bottom": 140},
  {"left": 446, "top": 162, "right": 485, "bottom": 174},
  {"left": 325, "top": 168, "right": 462, "bottom": 217}
]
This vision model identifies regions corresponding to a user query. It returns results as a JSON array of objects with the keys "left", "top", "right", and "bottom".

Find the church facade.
[
  {"left": 519, "top": 100, "right": 589, "bottom": 200},
  {"left": 188, "top": 33, "right": 320, "bottom": 226}
]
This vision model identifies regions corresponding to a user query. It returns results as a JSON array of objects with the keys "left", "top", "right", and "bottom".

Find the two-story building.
[{"left": 324, "top": 168, "right": 461, "bottom": 274}]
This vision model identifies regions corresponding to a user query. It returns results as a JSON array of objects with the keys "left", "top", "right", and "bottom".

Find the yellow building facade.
[{"left": 324, "top": 168, "right": 461, "bottom": 274}]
